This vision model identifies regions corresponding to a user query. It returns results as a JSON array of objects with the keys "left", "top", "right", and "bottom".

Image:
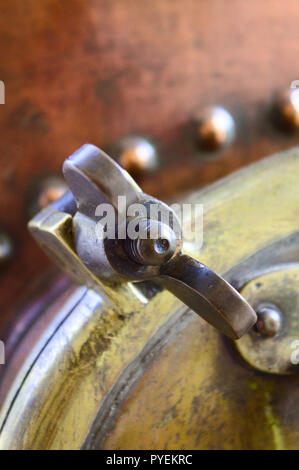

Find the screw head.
[
  {"left": 255, "top": 303, "right": 283, "bottom": 338},
  {"left": 194, "top": 106, "right": 235, "bottom": 151}
]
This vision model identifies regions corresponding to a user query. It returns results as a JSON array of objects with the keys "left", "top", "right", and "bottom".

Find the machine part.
[
  {"left": 194, "top": 106, "right": 235, "bottom": 151},
  {"left": 236, "top": 266, "right": 299, "bottom": 375},
  {"left": 4, "top": 1, "right": 299, "bottom": 327},
  {"left": 160, "top": 254, "right": 255, "bottom": 339},
  {"left": 29, "top": 144, "right": 256, "bottom": 339},
  {"left": 2, "top": 147, "right": 299, "bottom": 449}
]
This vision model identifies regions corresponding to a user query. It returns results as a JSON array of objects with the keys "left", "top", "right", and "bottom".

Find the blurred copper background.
[{"left": 1, "top": 0, "right": 299, "bottom": 328}]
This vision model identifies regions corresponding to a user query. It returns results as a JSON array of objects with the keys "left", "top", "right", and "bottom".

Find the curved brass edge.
[
  {"left": 1, "top": 146, "right": 299, "bottom": 448},
  {"left": 82, "top": 305, "right": 194, "bottom": 449}
]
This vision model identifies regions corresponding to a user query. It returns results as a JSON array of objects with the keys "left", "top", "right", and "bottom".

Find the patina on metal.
[
  {"left": 112, "top": 136, "right": 158, "bottom": 178},
  {"left": 255, "top": 303, "right": 283, "bottom": 338},
  {"left": 1, "top": 146, "right": 299, "bottom": 449},
  {"left": 29, "top": 144, "right": 256, "bottom": 339}
]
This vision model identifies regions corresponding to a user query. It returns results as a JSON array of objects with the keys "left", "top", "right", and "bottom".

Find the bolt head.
[
  {"left": 114, "top": 136, "right": 158, "bottom": 177},
  {"left": 255, "top": 304, "right": 283, "bottom": 338}
]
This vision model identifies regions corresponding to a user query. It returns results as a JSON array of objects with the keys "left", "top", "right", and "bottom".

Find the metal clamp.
[{"left": 29, "top": 144, "right": 256, "bottom": 339}]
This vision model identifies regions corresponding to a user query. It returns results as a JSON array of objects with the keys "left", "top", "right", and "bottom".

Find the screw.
[
  {"left": 194, "top": 106, "right": 235, "bottom": 151},
  {"left": 272, "top": 88, "right": 299, "bottom": 131},
  {"left": 126, "top": 218, "right": 177, "bottom": 266},
  {"left": 254, "top": 303, "right": 283, "bottom": 338}
]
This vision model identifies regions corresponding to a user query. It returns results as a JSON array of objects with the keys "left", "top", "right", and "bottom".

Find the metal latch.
[{"left": 29, "top": 144, "right": 257, "bottom": 339}]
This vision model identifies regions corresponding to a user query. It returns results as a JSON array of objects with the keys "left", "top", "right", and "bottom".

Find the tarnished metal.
[
  {"left": 1, "top": 146, "right": 299, "bottom": 449},
  {"left": 194, "top": 106, "right": 235, "bottom": 151},
  {"left": 125, "top": 219, "right": 178, "bottom": 266},
  {"left": 161, "top": 254, "right": 255, "bottom": 339},
  {"left": 27, "top": 176, "right": 68, "bottom": 217},
  {"left": 29, "top": 144, "right": 256, "bottom": 339},
  {"left": 0, "top": 231, "right": 13, "bottom": 269}
]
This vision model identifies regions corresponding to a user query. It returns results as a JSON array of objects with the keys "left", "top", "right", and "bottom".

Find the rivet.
[
  {"left": 0, "top": 231, "right": 14, "bottom": 268},
  {"left": 113, "top": 136, "right": 158, "bottom": 177},
  {"left": 254, "top": 303, "right": 283, "bottom": 338},
  {"left": 194, "top": 106, "right": 235, "bottom": 151},
  {"left": 272, "top": 88, "right": 299, "bottom": 131},
  {"left": 27, "top": 176, "right": 68, "bottom": 217}
]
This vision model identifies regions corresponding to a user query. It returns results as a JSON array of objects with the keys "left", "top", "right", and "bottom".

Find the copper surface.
[{"left": 1, "top": 0, "right": 299, "bottom": 326}]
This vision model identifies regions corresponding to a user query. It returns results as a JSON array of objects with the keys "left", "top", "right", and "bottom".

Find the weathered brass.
[
  {"left": 237, "top": 267, "right": 299, "bottom": 375},
  {"left": 1, "top": 147, "right": 299, "bottom": 449},
  {"left": 28, "top": 144, "right": 256, "bottom": 338}
]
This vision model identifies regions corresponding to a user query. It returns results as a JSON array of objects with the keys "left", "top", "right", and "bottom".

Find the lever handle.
[{"left": 160, "top": 254, "right": 256, "bottom": 339}]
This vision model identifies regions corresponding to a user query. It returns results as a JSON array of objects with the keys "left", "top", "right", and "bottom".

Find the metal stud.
[
  {"left": 254, "top": 303, "right": 283, "bottom": 338},
  {"left": 272, "top": 88, "right": 299, "bottom": 131},
  {"left": 112, "top": 136, "right": 158, "bottom": 177},
  {"left": 0, "top": 231, "right": 14, "bottom": 268},
  {"left": 194, "top": 106, "right": 235, "bottom": 151}
]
